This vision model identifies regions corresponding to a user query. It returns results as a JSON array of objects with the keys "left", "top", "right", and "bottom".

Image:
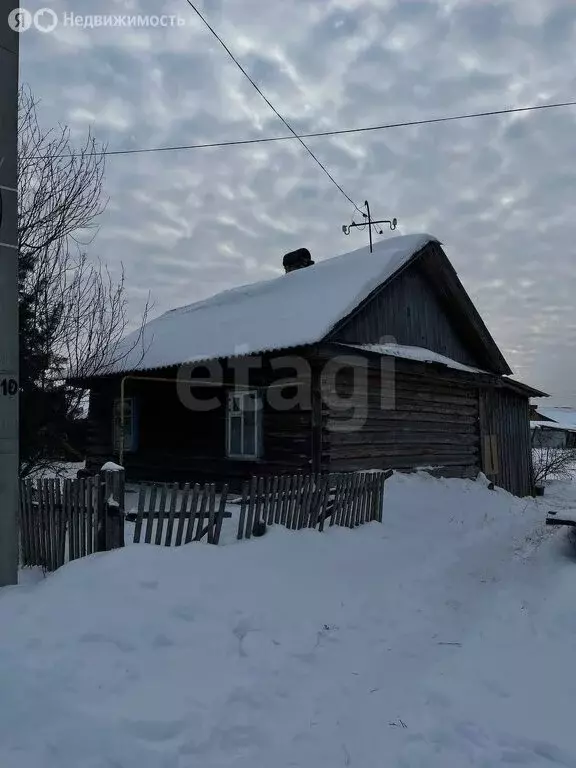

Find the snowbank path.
[{"left": 1, "top": 472, "right": 575, "bottom": 768}]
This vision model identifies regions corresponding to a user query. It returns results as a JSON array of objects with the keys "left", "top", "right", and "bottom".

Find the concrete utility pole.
[{"left": 0, "top": 1, "right": 20, "bottom": 586}]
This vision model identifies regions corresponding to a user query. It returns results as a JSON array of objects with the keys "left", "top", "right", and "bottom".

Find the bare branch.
[{"left": 18, "top": 85, "right": 150, "bottom": 475}]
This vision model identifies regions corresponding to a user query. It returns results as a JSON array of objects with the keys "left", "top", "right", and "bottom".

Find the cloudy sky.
[{"left": 18, "top": 0, "right": 576, "bottom": 403}]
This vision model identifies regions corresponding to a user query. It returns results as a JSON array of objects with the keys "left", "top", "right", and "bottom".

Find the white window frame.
[
  {"left": 226, "top": 389, "right": 262, "bottom": 460},
  {"left": 113, "top": 397, "right": 137, "bottom": 453}
]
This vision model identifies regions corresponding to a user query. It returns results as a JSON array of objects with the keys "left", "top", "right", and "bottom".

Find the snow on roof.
[
  {"left": 343, "top": 343, "right": 489, "bottom": 375},
  {"left": 532, "top": 406, "right": 576, "bottom": 432},
  {"left": 530, "top": 420, "right": 568, "bottom": 430},
  {"left": 103, "top": 233, "right": 437, "bottom": 375}
]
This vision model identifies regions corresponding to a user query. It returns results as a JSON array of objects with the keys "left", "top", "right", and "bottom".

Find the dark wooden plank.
[
  {"left": 287, "top": 474, "right": 302, "bottom": 530},
  {"left": 20, "top": 482, "right": 28, "bottom": 566},
  {"left": 34, "top": 480, "right": 43, "bottom": 568},
  {"left": 41, "top": 480, "right": 51, "bottom": 570},
  {"left": 133, "top": 484, "right": 147, "bottom": 544},
  {"left": 274, "top": 475, "right": 284, "bottom": 525},
  {"left": 17, "top": 482, "right": 26, "bottom": 566},
  {"left": 360, "top": 474, "right": 370, "bottom": 525},
  {"left": 308, "top": 475, "right": 320, "bottom": 529},
  {"left": 67, "top": 478, "right": 75, "bottom": 562},
  {"left": 295, "top": 474, "right": 307, "bottom": 529},
  {"left": 144, "top": 484, "right": 157, "bottom": 544},
  {"left": 26, "top": 481, "right": 37, "bottom": 565},
  {"left": 194, "top": 485, "right": 210, "bottom": 541},
  {"left": 302, "top": 474, "right": 321, "bottom": 528},
  {"left": 332, "top": 474, "right": 344, "bottom": 527},
  {"left": 344, "top": 473, "right": 357, "bottom": 528},
  {"left": 268, "top": 476, "right": 279, "bottom": 525},
  {"left": 32, "top": 481, "right": 41, "bottom": 567},
  {"left": 37, "top": 479, "right": 47, "bottom": 567},
  {"left": 244, "top": 477, "right": 258, "bottom": 539},
  {"left": 154, "top": 484, "right": 169, "bottom": 546},
  {"left": 297, "top": 474, "right": 312, "bottom": 529},
  {"left": 74, "top": 478, "right": 82, "bottom": 559},
  {"left": 371, "top": 474, "right": 381, "bottom": 523},
  {"left": 371, "top": 474, "right": 380, "bottom": 522},
  {"left": 237, "top": 480, "right": 249, "bottom": 540},
  {"left": 213, "top": 484, "right": 229, "bottom": 545},
  {"left": 328, "top": 473, "right": 342, "bottom": 527},
  {"left": 51, "top": 479, "right": 60, "bottom": 569},
  {"left": 19, "top": 481, "right": 30, "bottom": 566},
  {"left": 206, "top": 484, "right": 218, "bottom": 543},
  {"left": 295, "top": 474, "right": 307, "bottom": 530},
  {"left": 84, "top": 477, "right": 93, "bottom": 556},
  {"left": 353, "top": 474, "right": 364, "bottom": 526},
  {"left": 60, "top": 479, "right": 69, "bottom": 563},
  {"left": 308, "top": 475, "right": 321, "bottom": 529},
  {"left": 184, "top": 484, "right": 201, "bottom": 544},
  {"left": 164, "top": 483, "right": 180, "bottom": 546},
  {"left": 379, "top": 470, "right": 393, "bottom": 523},
  {"left": 255, "top": 476, "right": 265, "bottom": 532},
  {"left": 354, "top": 474, "right": 363, "bottom": 526},
  {"left": 280, "top": 475, "right": 293, "bottom": 526},
  {"left": 78, "top": 478, "right": 86, "bottom": 559},
  {"left": 174, "top": 483, "right": 191, "bottom": 546},
  {"left": 46, "top": 479, "right": 56, "bottom": 569},
  {"left": 262, "top": 475, "right": 272, "bottom": 528},
  {"left": 357, "top": 474, "right": 367, "bottom": 525},
  {"left": 283, "top": 475, "right": 294, "bottom": 529},
  {"left": 340, "top": 473, "right": 353, "bottom": 527},
  {"left": 362, "top": 475, "right": 372, "bottom": 524},
  {"left": 316, "top": 474, "right": 330, "bottom": 531}
]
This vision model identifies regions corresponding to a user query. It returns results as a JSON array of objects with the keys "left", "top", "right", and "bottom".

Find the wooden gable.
[{"left": 326, "top": 241, "right": 511, "bottom": 375}]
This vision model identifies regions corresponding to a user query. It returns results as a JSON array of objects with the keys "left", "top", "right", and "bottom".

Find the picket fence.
[
  {"left": 127, "top": 482, "right": 231, "bottom": 546},
  {"left": 19, "top": 471, "right": 125, "bottom": 571},
  {"left": 236, "top": 470, "right": 392, "bottom": 540},
  {"left": 19, "top": 469, "right": 392, "bottom": 572}
]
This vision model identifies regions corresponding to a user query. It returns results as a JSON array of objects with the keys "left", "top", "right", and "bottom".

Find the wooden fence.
[
  {"left": 236, "top": 470, "right": 392, "bottom": 540},
  {"left": 19, "top": 471, "right": 124, "bottom": 571},
  {"left": 128, "top": 482, "right": 231, "bottom": 546},
  {"left": 19, "top": 469, "right": 392, "bottom": 572}
]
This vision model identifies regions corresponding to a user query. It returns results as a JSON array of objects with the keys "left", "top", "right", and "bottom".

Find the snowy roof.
[
  {"left": 532, "top": 407, "right": 576, "bottom": 432},
  {"left": 101, "top": 233, "right": 437, "bottom": 375},
  {"left": 342, "top": 343, "right": 489, "bottom": 375}
]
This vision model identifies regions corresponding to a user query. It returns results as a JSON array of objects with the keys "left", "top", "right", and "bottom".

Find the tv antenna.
[{"left": 342, "top": 200, "right": 397, "bottom": 253}]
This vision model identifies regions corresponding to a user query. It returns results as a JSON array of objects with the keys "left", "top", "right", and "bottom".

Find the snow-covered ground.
[{"left": 2, "top": 471, "right": 576, "bottom": 767}]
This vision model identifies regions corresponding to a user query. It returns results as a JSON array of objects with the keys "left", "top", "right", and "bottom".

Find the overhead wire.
[
  {"left": 51, "top": 100, "right": 576, "bottom": 159},
  {"left": 183, "top": 0, "right": 364, "bottom": 214}
]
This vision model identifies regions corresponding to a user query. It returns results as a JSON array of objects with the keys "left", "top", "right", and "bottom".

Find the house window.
[
  {"left": 226, "top": 390, "right": 262, "bottom": 459},
  {"left": 113, "top": 397, "right": 138, "bottom": 453}
]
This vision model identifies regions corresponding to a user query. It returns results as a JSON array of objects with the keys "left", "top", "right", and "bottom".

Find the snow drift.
[{"left": 1, "top": 471, "right": 575, "bottom": 767}]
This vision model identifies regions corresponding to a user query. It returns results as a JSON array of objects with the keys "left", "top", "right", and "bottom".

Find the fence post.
[{"left": 99, "top": 463, "right": 125, "bottom": 552}]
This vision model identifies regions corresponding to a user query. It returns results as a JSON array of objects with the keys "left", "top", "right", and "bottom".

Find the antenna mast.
[{"left": 342, "top": 200, "right": 397, "bottom": 252}]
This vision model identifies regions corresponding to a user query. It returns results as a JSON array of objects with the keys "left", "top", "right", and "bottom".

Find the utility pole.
[
  {"left": 0, "top": 1, "right": 20, "bottom": 586},
  {"left": 342, "top": 200, "right": 398, "bottom": 252}
]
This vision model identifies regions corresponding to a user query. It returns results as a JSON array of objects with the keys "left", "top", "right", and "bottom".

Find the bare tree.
[
  {"left": 532, "top": 429, "right": 576, "bottom": 487},
  {"left": 18, "top": 86, "right": 149, "bottom": 476}
]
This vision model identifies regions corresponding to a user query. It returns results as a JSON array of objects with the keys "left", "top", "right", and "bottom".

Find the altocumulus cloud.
[{"left": 18, "top": 0, "right": 576, "bottom": 403}]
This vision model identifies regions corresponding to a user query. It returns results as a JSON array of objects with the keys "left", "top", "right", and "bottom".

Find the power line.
[
  {"left": 65, "top": 99, "right": 576, "bottom": 159},
  {"left": 184, "top": 0, "right": 363, "bottom": 213}
]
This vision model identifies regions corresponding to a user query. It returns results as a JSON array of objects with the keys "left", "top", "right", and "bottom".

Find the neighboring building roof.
[
  {"left": 532, "top": 406, "right": 576, "bottom": 432},
  {"left": 341, "top": 342, "right": 489, "bottom": 375},
  {"left": 95, "top": 234, "right": 438, "bottom": 375},
  {"left": 530, "top": 420, "right": 574, "bottom": 431}
]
